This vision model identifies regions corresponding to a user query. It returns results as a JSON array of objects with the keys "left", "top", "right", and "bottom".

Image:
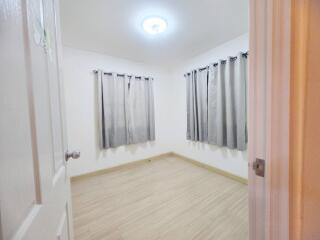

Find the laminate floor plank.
[{"left": 71, "top": 156, "right": 248, "bottom": 240}]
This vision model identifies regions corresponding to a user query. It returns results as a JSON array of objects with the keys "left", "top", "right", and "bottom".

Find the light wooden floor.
[{"left": 71, "top": 156, "right": 248, "bottom": 240}]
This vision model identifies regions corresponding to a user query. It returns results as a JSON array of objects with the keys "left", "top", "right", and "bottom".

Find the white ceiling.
[{"left": 60, "top": 0, "right": 249, "bottom": 67}]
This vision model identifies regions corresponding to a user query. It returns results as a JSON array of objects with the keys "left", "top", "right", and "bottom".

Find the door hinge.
[{"left": 252, "top": 158, "right": 265, "bottom": 177}]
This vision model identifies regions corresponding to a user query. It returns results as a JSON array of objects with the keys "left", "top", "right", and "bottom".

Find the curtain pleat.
[
  {"left": 97, "top": 71, "right": 106, "bottom": 148},
  {"left": 97, "top": 71, "right": 155, "bottom": 149},
  {"left": 208, "top": 65, "right": 218, "bottom": 145},
  {"left": 186, "top": 53, "right": 248, "bottom": 151},
  {"left": 225, "top": 57, "right": 236, "bottom": 149},
  {"left": 186, "top": 73, "right": 193, "bottom": 140},
  {"left": 216, "top": 61, "right": 227, "bottom": 147},
  {"left": 146, "top": 78, "right": 156, "bottom": 141},
  {"left": 234, "top": 53, "right": 247, "bottom": 150}
]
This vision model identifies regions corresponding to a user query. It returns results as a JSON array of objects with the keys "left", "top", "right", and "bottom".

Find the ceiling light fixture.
[{"left": 142, "top": 17, "right": 168, "bottom": 35}]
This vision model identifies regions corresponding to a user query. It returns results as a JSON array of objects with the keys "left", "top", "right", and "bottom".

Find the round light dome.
[{"left": 142, "top": 17, "right": 168, "bottom": 35}]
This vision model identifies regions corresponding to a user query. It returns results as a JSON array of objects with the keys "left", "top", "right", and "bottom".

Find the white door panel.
[
  {"left": 0, "top": 0, "right": 73, "bottom": 239},
  {"left": 0, "top": 1, "right": 39, "bottom": 236},
  {"left": 44, "top": 0, "right": 65, "bottom": 172}
]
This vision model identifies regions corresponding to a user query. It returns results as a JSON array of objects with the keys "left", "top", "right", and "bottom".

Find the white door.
[{"left": 0, "top": 0, "right": 76, "bottom": 239}]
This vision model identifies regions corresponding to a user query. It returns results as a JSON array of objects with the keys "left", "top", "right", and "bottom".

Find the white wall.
[
  {"left": 63, "top": 33, "right": 249, "bottom": 178},
  {"left": 169, "top": 33, "right": 249, "bottom": 178},
  {"left": 63, "top": 47, "right": 173, "bottom": 176}
]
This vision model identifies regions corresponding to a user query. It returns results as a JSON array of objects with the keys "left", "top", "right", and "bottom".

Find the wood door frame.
[
  {"left": 249, "top": 0, "right": 292, "bottom": 239},
  {"left": 290, "top": 0, "right": 320, "bottom": 239}
]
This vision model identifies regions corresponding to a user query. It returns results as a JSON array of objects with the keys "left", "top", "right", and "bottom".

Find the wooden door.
[
  {"left": 291, "top": 1, "right": 320, "bottom": 239},
  {"left": 249, "top": 1, "right": 291, "bottom": 240},
  {"left": 248, "top": 1, "right": 268, "bottom": 239},
  {"left": 0, "top": 0, "right": 74, "bottom": 239}
]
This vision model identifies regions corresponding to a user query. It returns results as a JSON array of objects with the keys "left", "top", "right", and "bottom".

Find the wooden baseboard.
[
  {"left": 71, "top": 151, "right": 248, "bottom": 185},
  {"left": 171, "top": 152, "right": 248, "bottom": 185},
  {"left": 70, "top": 152, "right": 173, "bottom": 182}
]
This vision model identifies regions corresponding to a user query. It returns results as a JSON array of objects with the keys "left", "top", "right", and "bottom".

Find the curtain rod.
[
  {"left": 186, "top": 51, "right": 249, "bottom": 75},
  {"left": 92, "top": 70, "right": 151, "bottom": 79},
  {"left": 92, "top": 70, "right": 125, "bottom": 77}
]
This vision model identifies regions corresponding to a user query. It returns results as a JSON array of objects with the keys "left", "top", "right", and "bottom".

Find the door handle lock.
[
  {"left": 65, "top": 151, "right": 80, "bottom": 162},
  {"left": 252, "top": 158, "right": 265, "bottom": 177}
]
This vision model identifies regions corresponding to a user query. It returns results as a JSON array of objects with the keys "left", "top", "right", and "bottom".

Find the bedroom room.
[
  {"left": 7, "top": 0, "right": 320, "bottom": 239},
  {"left": 61, "top": 1, "right": 249, "bottom": 239}
]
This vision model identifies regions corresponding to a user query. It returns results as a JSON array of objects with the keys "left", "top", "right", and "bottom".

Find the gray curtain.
[
  {"left": 97, "top": 71, "right": 155, "bottom": 149},
  {"left": 127, "top": 76, "right": 155, "bottom": 144},
  {"left": 187, "top": 52, "right": 247, "bottom": 151},
  {"left": 186, "top": 69, "right": 208, "bottom": 142}
]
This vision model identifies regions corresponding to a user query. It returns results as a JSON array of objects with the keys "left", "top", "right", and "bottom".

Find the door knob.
[
  {"left": 65, "top": 151, "right": 80, "bottom": 162},
  {"left": 252, "top": 158, "right": 265, "bottom": 177}
]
